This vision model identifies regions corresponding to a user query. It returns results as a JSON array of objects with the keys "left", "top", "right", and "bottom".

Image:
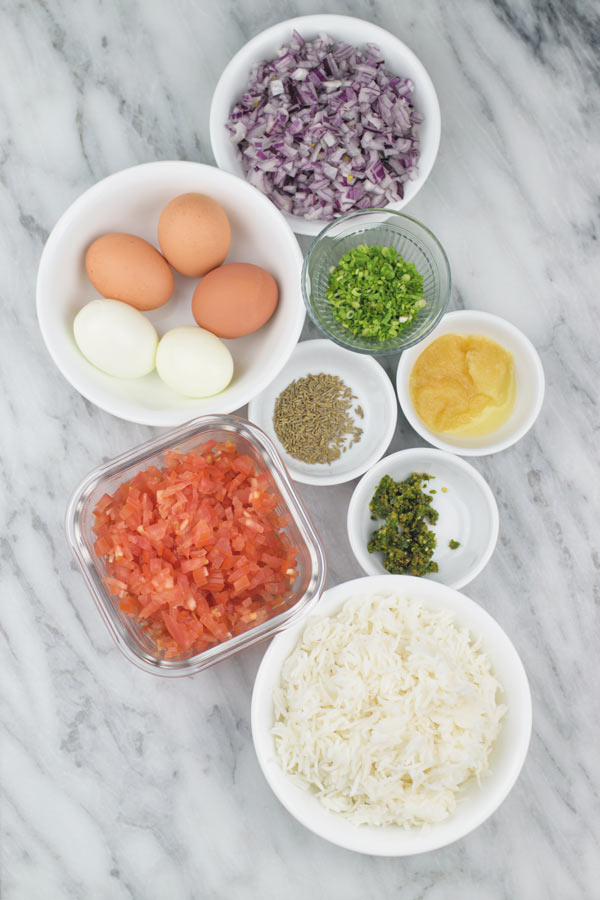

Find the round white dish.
[
  {"left": 347, "top": 448, "right": 499, "bottom": 589},
  {"left": 396, "top": 310, "right": 545, "bottom": 456},
  {"left": 36, "top": 161, "right": 305, "bottom": 427},
  {"left": 247, "top": 339, "right": 397, "bottom": 486},
  {"left": 251, "top": 574, "right": 532, "bottom": 856},
  {"left": 209, "top": 14, "right": 441, "bottom": 236}
]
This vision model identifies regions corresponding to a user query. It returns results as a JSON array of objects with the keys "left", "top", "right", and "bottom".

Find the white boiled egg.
[
  {"left": 156, "top": 326, "right": 233, "bottom": 397},
  {"left": 74, "top": 299, "right": 158, "bottom": 378}
]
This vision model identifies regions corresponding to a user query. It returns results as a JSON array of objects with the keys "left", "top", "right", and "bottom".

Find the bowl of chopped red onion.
[{"left": 210, "top": 15, "right": 441, "bottom": 236}]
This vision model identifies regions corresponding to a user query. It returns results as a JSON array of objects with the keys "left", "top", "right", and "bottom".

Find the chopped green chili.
[
  {"left": 326, "top": 244, "right": 425, "bottom": 342},
  {"left": 449, "top": 539, "right": 461, "bottom": 550},
  {"left": 368, "top": 473, "right": 438, "bottom": 576}
]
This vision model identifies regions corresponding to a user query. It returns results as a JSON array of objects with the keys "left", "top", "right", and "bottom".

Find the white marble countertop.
[{"left": 1, "top": 1, "right": 599, "bottom": 897}]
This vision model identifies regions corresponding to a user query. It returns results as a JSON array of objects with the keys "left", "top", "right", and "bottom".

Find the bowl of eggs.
[{"left": 36, "top": 161, "right": 305, "bottom": 426}]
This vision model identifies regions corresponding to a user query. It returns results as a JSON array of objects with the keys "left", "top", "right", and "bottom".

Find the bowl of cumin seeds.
[{"left": 247, "top": 339, "right": 398, "bottom": 486}]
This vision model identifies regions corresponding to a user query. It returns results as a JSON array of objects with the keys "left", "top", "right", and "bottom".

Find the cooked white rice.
[{"left": 272, "top": 592, "right": 506, "bottom": 828}]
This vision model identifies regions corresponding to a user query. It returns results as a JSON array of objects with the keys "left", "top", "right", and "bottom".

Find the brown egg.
[
  {"left": 192, "top": 263, "right": 279, "bottom": 339},
  {"left": 158, "top": 193, "right": 231, "bottom": 277},
  {"left": 85, "top": 233, "right": 174, "bottom": 311}
]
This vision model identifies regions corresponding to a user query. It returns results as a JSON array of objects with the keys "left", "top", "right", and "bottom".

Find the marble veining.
[{"left": 1, "top": 0, "right": 599, "bottom": 897}]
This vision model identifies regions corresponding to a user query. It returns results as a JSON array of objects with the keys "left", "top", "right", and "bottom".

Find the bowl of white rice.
[{"left": 251, "top": 574, "right": 531, "bottom": 855}]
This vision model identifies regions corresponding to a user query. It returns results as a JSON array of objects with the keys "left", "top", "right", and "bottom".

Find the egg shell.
[
  {"left": 192, "top": 263, "right": 279, "bottom": 339},
  {"left": 158, "top": 193, "right": 231, "bottom": 278},
  {"left": 85, "top": 233, "right": 174, "bottom": 310},
  {"left": 156, "top": 326, "right": 234, "bottom": 398},
  {"left": 73, "top": 299, "right": 158, "bottom": 378}
]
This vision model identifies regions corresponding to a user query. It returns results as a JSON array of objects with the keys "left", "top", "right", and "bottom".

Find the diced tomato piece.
[
  {"left": 94, "top": 536, "right": 112, "bottom": 556},
  {"left": 139, "top": 597, "right": 167, "bottom": 618},
  {"left": 94, "top": 494, "right": 113, "bottom": 514},
  {"left": 232, "top": 454, "right": 255, "bottom": 475},
  {"left": 143, "top": 521, "right": 168, "bottom": 542},
  {"left": 162, "top": 612, "right": 192, "bottom": 649},
  {"left": 180, "top": 557, "right": 207, "bottom": 574},
  {"left": 192, "top": 568, "right": 209, "bottom": 588},
  {"left": 231, "top": 575, "right": 251, "bottom": 596}
]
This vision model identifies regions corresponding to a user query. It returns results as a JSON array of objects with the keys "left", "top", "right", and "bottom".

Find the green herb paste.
[{"left": 368, "top": 473, "right": 438, "bottom": 576}]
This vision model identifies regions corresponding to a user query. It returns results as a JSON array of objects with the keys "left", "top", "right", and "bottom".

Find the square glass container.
[{"left": 65, "top": 415, "right": 327, "bottom": 676}]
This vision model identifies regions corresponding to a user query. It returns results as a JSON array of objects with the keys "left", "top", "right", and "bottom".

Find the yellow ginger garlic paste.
[{"left": 409, "top": 333, "right": 516, "bottom": 437}]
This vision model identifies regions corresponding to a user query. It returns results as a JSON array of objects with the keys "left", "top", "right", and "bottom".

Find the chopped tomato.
[{"left": 92, "top": 440, "right": 299, "bottom": 658}]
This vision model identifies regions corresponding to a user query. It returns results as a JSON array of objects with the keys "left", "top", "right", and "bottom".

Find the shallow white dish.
[
  {"left": 209, "top": 14, "right": 441, "bottom": 236},
  {"left": 396, "top": 310, "right": 545, "bottom": 455},
  {"left": 247, "top": 339, "right": 397, "bottom": 485},
  {"left": 347, "top": 448, "right": 499, "bottom": 589},
  {"left": 252, "top": 574, "right": 532, "bottom": 856},
  {"left": 36, "top": 161, "right": 305, "bottom": 426}
]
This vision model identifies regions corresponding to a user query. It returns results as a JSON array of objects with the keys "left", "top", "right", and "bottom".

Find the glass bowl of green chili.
[{"left": 301, "top": 209, "right": 451, "bottom": 355}]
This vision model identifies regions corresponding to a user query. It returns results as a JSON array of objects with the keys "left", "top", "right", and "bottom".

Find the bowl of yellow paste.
[{"left": 396, "top": 311, "right": 545, "bottom": 456}]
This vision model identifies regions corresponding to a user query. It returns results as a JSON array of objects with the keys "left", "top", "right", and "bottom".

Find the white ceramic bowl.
[
  {"left": 347, "top": 448, "right": 499, "bottom": 589},
  {"left": 396, "top": 310, "right": 545, "bottom": 455},
  {"left": 247, "top": 339, "right": 397, "bottom": 485},
  {"left": 209, "top": 15, "right": 441, "bottom": 236},
  {"left": 36, "top": 161, "right": 305, "bottom": 426},
  {"left": 252, "top": 574, "right": 531, "bottom": 856}
]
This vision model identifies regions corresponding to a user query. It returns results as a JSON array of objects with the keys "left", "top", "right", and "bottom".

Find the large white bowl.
[
  {"left": 252, "top": 574, "right": 532, "bottom": 856},
  {"left": 247, "top": 339, "right": 397, "bottom": 486},
  {"left": 36, "top": 161, "right": 305, "bottom": 426},
  {"left": 396, "top": 310, "right": 545, "bottom": 455},
  {"left": 209, "top": 15, "right": 441, "bottom": 236},
  {"left": 347, "top": 448, "right": 499, "bottom": 589}
]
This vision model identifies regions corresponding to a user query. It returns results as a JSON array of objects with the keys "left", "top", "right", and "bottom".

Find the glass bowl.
[
  {"left": 301, "top": 209, "right": 451, "bottom": 355},
  {"left": 65, "top": 415, "right": 327, "bottom": 676}
]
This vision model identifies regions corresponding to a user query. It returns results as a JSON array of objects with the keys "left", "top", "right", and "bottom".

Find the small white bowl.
[
  {"left": 347, "top": 448, "right": 499, "bottom": 589},
  {"left": 247, "top": 339, "right": 397, "bottom": 485},
  {"left": 36, "top": 161, "right": 305, "bottom": 427},
  {"left": 252, "top": 574, "right": 532, "bottom": 856},
  {"left": 209, "top": 15, "right": 441, "bottom": 236},
  {"left": 396, "top": 310, "right": 545, "bottom": 455}
]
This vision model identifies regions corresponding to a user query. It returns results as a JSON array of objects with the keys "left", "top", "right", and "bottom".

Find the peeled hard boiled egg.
[
  {"left": 191, "top": 263, "right": 279, "bottom": 338},
  {"left": 158, "top": 193, "right": 231, "bottom": 277},
  {"left": 73, "top": 299, "right": 158, "bottom": 378},
  {"left": 156, "top": 326, "right": 233, "bottom": 397}
]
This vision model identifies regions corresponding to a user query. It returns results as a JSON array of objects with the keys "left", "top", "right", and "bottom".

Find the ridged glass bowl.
[{"left": 301, "top": 209, "right": 451, "bottom": 355}]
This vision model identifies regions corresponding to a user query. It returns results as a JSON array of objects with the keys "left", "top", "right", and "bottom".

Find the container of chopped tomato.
[{"left": 65, "top": 415, "right": 327, "bottom": 676}]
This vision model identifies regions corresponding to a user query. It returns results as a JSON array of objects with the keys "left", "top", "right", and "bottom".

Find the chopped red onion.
[{"left": 226, "top": 31, "right": 422, "bottom": 221}]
